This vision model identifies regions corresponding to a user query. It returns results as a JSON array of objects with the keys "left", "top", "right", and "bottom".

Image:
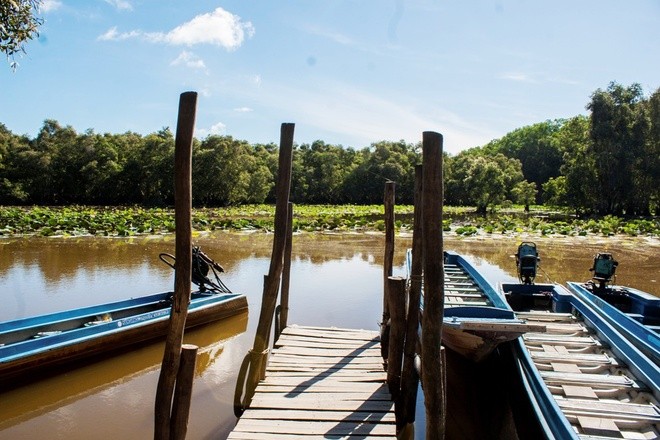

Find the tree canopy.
[
  {"left": 0, "top": 82, "right": 657, "bottom": 215},
  {"left": 1, "top": 0, "right": 43, "bottom": 69}
]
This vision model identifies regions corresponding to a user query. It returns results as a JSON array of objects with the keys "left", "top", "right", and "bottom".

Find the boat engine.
[
  {"left": 159, "top": 246, "right": 232, "bottom": 293},
  {"left": 516, "top": 242, "right": 540, "bottom": 285},
  {"left": 589, "top": 252, "right": 618, "bottom": 290}
]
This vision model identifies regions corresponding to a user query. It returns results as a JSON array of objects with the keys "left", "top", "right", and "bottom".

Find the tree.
[
  {"left": 1, "top": 0, "right": 43, "bottom": 69},
  {"left": 445, "top": 152, "right": 524, "bottom": 213},
  {"left": 587, "top": 82, "right": 648, "bottom": 215},
  {"left": 483, "top": 120, "right": 564, "bottom": 203},
  {"left": 553, "top": 115, "right": 597, "bottom": 214},
  {"left": 341, "top": 140, "right": 419, "bottom": 204},
  {"left": 511, "top": 180, "right": 537, "bottom": 211}
]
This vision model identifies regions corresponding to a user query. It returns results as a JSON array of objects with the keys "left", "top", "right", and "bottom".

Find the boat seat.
[
  {"left": 542, "top": 323, "right": 589, "bottom": 334},
  {"left": 516, "top": 311, "right": 576, "bottom": 323},
  {"left": 557, "top": 398, "right": 660, "bottom": 423},
  {"left": 444, "top": 286, "right": 480, "bottom": 292},
  {"left": 540, "top": 371, "right": 640, "bottom": 390},
  {"left": 531, "top": 351, "right": 615, "bottom": 366},
  {"left": 444, "top": 292, "right": 483, "bottom": 298},
  {"left": 524, "top": 334, "right": 600, "bottom": 348}
]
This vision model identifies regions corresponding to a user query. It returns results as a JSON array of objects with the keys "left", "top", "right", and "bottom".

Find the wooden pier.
[{"left": 228, "top": 325, "right": 396, "bottom": 439}]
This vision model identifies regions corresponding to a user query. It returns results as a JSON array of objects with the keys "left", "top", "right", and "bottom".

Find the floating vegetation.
[{"left": 0, "top": 205, "right": 658, "bottom": 238}]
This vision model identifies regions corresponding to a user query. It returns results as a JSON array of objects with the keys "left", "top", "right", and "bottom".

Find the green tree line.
[{"left": 0, "top": 82, "right": 658, "bottom": 215}]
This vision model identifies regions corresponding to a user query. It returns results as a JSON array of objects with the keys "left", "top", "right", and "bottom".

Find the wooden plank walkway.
[{"left": 228, "top": 325, "right": 396, "bottom": 439}]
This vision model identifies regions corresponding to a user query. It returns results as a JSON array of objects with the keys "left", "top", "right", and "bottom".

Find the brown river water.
[{"left": 0, "top": 232, "right": 658, "bottom": 439}]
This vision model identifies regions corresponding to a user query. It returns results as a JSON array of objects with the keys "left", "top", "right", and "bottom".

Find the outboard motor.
[
  {"left": 516, "top": 242, "right": 540, "bottom": 285},
  {"left": 590, "top": 252, "right": 618, "bottom": 289}
]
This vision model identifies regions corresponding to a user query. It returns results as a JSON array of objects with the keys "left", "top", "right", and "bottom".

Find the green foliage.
[
  {"left": 0, "top": 0, "right": 42, "bottom": 69},
  {"left": 1, "top": 205, "right": 656, "bottom": 237}
]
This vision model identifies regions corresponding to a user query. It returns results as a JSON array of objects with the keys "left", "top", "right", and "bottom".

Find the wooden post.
[
  {"left": 277, "top": 202, "right": 294, "bottom": 340},
  {"left": 398, "top": 165, "right": 424, "bottom": 431},
  {"left": 170, "top": 344, "right": 198, "bottom": 439},
  {"left": 387, "top": 276, "right": 407, "bottom": 400},
  {"left": 243, "top": 123, "right": 294, "bottom": 406},
  {"left": 420, "top": 131, "right": 445, "bottom": 440},
  {"left": 154, "top": 91, "right": 197, "bottom": 440},
  {"left": 381, "top": 181, "right": 396, "bottom": 361}
]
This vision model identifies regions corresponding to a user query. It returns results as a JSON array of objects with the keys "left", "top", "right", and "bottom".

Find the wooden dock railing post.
[
  {"left": 276, "top": 202, "right": 294, "bottom": 341},
  {"left": 234, "top": 123, "right": 294, "bottom": 416},
  {"left": 154, "top": 91, "right": 197, "bottom": 440},
  {"left": 387, "top": 276, "right": 407, "bottom": 400},
  {"left": 397, "top": 164, "right": 424, "bottom": 434},
  {"left": 420, "top": 131, "right": 445, "bottom": 440},
  {"left": 381, "top": 181, "right": 396, "bottom": 361}
]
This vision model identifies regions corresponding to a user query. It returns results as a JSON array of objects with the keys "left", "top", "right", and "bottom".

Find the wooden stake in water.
[{"left": 154, "top": 91, "right": 197, "bottom": 440}]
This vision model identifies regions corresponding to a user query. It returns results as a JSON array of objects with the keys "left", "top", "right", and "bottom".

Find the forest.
[{"left": 0, "top": 82, "right": 658, "bottom": 216}]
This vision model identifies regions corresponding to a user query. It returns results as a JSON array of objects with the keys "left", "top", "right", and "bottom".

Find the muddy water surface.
[{"left": 0, "top": 232, "right": 657, "bottom": 439}]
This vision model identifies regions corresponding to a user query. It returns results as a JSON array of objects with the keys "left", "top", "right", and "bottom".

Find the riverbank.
[{"left": 1, "top": 205, "right": 658, "bottom": 238}]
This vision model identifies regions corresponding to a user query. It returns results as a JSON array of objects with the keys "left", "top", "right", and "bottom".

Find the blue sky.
[{"left": 1, "top": 1, "right": 659, "bottom": 155}]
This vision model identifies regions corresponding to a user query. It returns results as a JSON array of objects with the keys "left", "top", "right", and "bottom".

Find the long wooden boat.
[
  {"left": 502, "top": 281, "right": 660, "bottom": 439},
  {"left": 565, "top": 274, "right": 660, "bottom": 366},
  {"left": 0, "top": 290, "right": 248, "bottom": 383},
  {"left": 410, "top": 250, "right": 544, "bottom": 362}
]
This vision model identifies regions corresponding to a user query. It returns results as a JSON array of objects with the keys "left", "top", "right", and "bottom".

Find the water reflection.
[{"left": 0, "top": 232, "right": 658, "bottom": 439}]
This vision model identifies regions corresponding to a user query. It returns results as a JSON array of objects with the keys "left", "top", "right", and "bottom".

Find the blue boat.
[
  {"left": 566, "top": 253, "right": 660, "bottom": 365},
  {"left": 0, "top": 247, "right": 248, "bottom": 384},
  {"left": 501, "top": 246, "right": 660, "bottom": 439},
  {"left": 409, "top": 250, "right": 544, "bottom": 362}
]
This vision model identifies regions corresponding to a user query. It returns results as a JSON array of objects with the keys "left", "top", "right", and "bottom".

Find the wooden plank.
[
  {"left": 561, "top": 385, "right": 598, "bottom": 399},
  {"left": 233, "top": 419, "right": 395, "bottom": 435},
  {"left": 558, "top": 399, "right": 660, "bottom": 421},
  {"left": 577, "top": 416, "right": 621, "bottom": 437},
  {"left": 229, "top": 432, "right": 396, "bottom": 440},
  {"left": 530, "top": 351, "right": 612, "bottom": 364},
  {"left": 229, "top": 324, "right": 395, "bottom": 439},
  {"left": 552, "top": 362, "right": 582, "bottom": 373},
  {"left": 240, "top": 409, "right": 396, "bottom": 422}
]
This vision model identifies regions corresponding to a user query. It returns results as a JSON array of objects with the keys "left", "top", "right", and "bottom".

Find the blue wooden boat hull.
[
  {"left": 410, "top": 250, "right": 543, "bottom": 362},
  {"left": 0, "top": 291, "right": 247, "bottom": 383},
  {"left": 566, "top": 281, "right": 660, "bottom": 365},
  {"left": 502, "top": 282, "right": 660, "bottom": 439}
]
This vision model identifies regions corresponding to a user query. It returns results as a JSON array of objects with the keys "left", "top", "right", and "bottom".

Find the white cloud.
[
  {"left": 500, "top": 72, "right": 536, "bottom": 83},
  {"left": 40, "top": 0, "right": 62, "bottom": 13},
  {"left": 97, "top": 27, "right": 141, "bottom": 41},
  {"left": 234, "top": 107, "right": 253, "bottom": 113},
  {"left": 98, "top": 7, "right": 254, "bottom": 50},
  {"left": 170, "top": 51, "right": 206, "bottom": 70},
  {"left": 197, "top": 122, "right": 227, "bottom": 138},
  {"left": 104, "top": 0, "right": 133, "bottom": 11}
]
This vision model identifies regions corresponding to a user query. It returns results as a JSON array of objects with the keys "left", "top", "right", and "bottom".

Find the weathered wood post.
[
  {"left": 154, "top": 91, "right": 197, "bottom": 440},
  {"left": 397, "top": 164, "right": 424, "bottom": 433},
  {"left": 276, "top": 202, "right": 294, "bottom": 341},
  {"left": 420, "top": 131, "right": 445, "bottom": 440},
  {"left": 387, "top": 276, "right": 407, "bottom": 399},
  {"left": 170, "top": 344, "right": 198, "bottom": 439},
  {"left": 381, "top": 181, "right": 396, "bottom": 361},
  {"left": 239, "top": 123, "right": 294, "bottom": 411}
]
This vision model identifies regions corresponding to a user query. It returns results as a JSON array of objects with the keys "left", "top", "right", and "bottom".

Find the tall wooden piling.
[
  {"left": 154, "top": 91, "right": 197, "bottom": 440},
  {"left": 421, "top": 131, "right": 445, "bottom": 439},
  {"left": 170, "top": 344, "right": 198, "bottom": 440},
  {"left": 381, "top": 181, "right": 396, "bottom": 360},
  {"left": 276, "top": 202, "right": 294, "bottom": 341},
  {"left": 398, "top": 164, "right": 424, "bottom": 432},
  {"left": 387, "top": 276, "right": 407, "bottom": 399},
  {"left": 239, "top": 123, "right": 294, "bottom": 413}
]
